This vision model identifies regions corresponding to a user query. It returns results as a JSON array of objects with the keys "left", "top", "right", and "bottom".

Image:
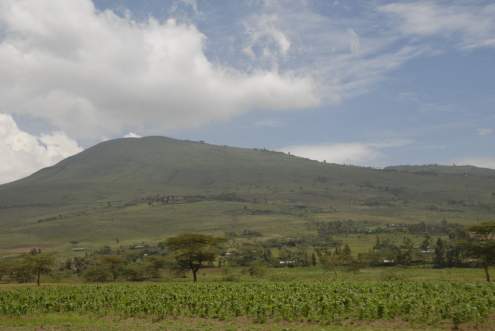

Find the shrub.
[{"left": 83, "top": 266, "right": 112, "bottom": 282}]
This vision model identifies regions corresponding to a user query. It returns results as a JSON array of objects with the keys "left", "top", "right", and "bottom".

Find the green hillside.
[{"left": 0, "top": 136, "right": 494, "bottom": 252}]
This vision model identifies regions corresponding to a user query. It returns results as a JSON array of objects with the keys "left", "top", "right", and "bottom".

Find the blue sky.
[{"left": 0, "top": 0, "right": 494, "bottom": 183}]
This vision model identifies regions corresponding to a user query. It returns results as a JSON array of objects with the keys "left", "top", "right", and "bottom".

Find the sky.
[{"left": 0, "top": 0, "right": 494, "bottom": 184}]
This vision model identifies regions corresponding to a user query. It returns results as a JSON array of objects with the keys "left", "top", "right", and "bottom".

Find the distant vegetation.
[
  {"left": 1, "top": 137, "right": 495, "bottom": 329},
  {"left": 0, "top": 222, "right": 493, "bottom": 284},
  {"left": 1, "top": 137, "right": 495, "bottom": 252}
]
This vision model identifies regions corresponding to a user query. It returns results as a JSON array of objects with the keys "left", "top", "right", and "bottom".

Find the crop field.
[{"left": 1, "top": 282, "right": 495, "bottom": 330}]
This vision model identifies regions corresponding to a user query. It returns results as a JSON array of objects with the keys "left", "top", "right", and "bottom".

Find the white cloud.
[
  {"left": 280, "top": 143, "right": 378, "bottom": 165},
  {"left": 456, "top": 157, "right": 495, "bottom": 169},
  {"left": 0, "top": 0, "right": 318, "bottom": 139},
  {"left": 124, "top": 132, "right": 141, "bottom": 138},
  {"left": 279, "top": 139, "right": 412, "bottom": 166},
  {"left": 380, "top": 2, "right": 495, "bottom": 49},
  {"left": 0, "top": 113, "right": 82, "bottom": 184},
  {"left": 242, "top": 14, "right": 291, "bottom": 68},
  {"left": 478, "top": 128, "right": 493, "bottom": 136},
  {"left": 245, "top": 1, "right": 432, "bottom": 104}
]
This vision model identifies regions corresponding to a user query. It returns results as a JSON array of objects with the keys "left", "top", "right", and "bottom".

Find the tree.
[
  {"left": 311, "top": 252, "right": 317, "bottom": 266},
  {"left": 420, "top": 235, "right": 431, "bottom": 251},
  {"left": 166, "top": 234, "right": 224, "bottom": 282},
  {"left": 83, "top": 265, "right": 113, "bottom": 282},
  {"left": 23, "top": 252, "right": 55, "bottom": 286},
  {"left": 398, "top": 237, "right": 414, "bottom": 265},
  {"left": 226, "top": 242, "right": 267, "bottom": 266},
  {"left": 463, "top": 222, "right": 495, "bottom": 282},
  {"left": 0, "top": 259, "right": 9, "bottom": 281},
  {"left": 340, "top": 244, "right": 353, "bottom": 265},
  {"left": 433, "top": 238, "right": 446, "bottom": 268},
  {"left": 98, "top": 255, "right": 126, "bottom": 281}
]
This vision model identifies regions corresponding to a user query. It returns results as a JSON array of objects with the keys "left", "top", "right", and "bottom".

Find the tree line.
[{"left": 0, "top": 222, "right": 494, "bottom": 284}]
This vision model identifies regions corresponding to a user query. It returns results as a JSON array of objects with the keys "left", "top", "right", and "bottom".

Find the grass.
[
  {"left": 185, "top": 266, "right": 493, "bottom": 283},
  {"left": 0, "top": 136, "right": 495, "bottom": 252},
  {"left": 1, "top": 266, "right": 492, "bottom": 287},
  {"left": 0, "top": 199, "right": 490, "bottom": 256},
  {"left": 0, "top": 313, "right": 478, "bottom": 331}
]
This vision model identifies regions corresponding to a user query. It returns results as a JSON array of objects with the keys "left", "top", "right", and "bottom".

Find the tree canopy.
[
  {"left": 464, "top": 222, "right": 495, "bottom": 282},
  {"left": 166, "top": 234, "right": 225, "bottom": 282}
]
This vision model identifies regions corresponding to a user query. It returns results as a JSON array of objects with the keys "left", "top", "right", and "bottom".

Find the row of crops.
[{"left": 1, "top": 282, "right": 495, "bottom": 325}]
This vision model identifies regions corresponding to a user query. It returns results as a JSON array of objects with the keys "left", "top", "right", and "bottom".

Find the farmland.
[{"left": 1, "top": 281, "right": 495, "bottom": 331}]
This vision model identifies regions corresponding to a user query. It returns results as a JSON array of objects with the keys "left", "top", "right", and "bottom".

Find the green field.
[
  {"left": 1, "top": 137, "right": 494, "bottom": 330},
  {"left": 4, "top": 313, "right": 486, "bottom": 331},
  {"left": 1, "top": 280, "right": 495, "bottom": 331}
]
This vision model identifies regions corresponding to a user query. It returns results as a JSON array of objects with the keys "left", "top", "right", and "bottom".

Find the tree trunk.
[
  {"left": 36, "top": 269, "right": 41, "bottom": 286},
  {"left": 483, "top": 264, "right": 491, "bottom": 282},
  {"left": 192, "top": 268, "right": 198, "bottom": 282}
]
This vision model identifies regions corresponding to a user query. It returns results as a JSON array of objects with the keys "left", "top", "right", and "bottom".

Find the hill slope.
[{"left": 0, "top": 136, "right": 494, "bottom": 251}]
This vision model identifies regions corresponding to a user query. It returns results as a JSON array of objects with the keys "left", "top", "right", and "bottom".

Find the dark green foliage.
[
  {"left": 420, "top": 235, "right": 431, "bottom": 251},
  {"left": 434, "top": 238, "right": 446, "bottom": 268},
  {"left": 83, "top": 265, "right": 113, "bottom": 282},
  {"left": 23, "top": 252, "right": 55, "bottom": 286},
  {"left": 462, "top": 222, "right": 495, "bottom": 282},
  {"left": 123, "top": 262, "right": 160, "bottom": 281},
  {"left": 166, "top": 234, "right": 225, "bottom": 282},
  {"left": 246, "top": 263, "right": 267, "bottom": 277},
  {"left": 1, "top": 252, "right": 55, "bottom": 286}
]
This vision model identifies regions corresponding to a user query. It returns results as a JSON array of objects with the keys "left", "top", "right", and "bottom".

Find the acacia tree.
[
  {"left": 463, "top": 222, "right": 495, "bottom": 282},
  {"left": 23, "top": 252, "right": 55, "bottom": 286},
  {"left": 166, "top": 234, "right": 224, "bottom": 282}
]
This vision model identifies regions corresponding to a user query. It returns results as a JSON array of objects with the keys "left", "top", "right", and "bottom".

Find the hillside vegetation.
[{"left": 0, "top": 136, "right": 494, "bottom": 252}]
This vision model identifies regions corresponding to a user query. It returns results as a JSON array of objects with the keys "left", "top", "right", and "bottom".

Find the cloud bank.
[
  {"left": 456, "top": 157, "right": 495, "bottom": 170},
  {"left": 279, "top": 140, "right": 412, "bottom": 166},
  {"left": 0, "top": 114, "right": 82, "bottom": 184},
  {"left": 380, "top": 2, "right": 495, "bottom": 49},
  {"left": 0, "top": 0, "right": 318, "bottom": 139}
]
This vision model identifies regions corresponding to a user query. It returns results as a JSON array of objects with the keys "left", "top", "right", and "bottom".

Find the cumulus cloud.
[
  {"left": 0, "top": 113, "right": 82, "bottom": 184},
  {"left": 0, "top": 0, "right": 318, "bottom": 139},
  {"left": 380, "top": 2, "right": 495, "bottom": 49}
]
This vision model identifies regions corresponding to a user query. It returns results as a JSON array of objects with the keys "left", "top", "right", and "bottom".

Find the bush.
[
  {"left": 83, "top": 266, "right": 112, "bottom": 282},
  {"left": 123, "top": 262, "right": 160, "bottom": 281},
  {"left": 246, "top": 263, "right": 267, "bottom": 278}
]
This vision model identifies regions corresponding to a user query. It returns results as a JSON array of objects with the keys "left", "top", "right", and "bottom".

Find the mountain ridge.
[{"left": 0, "top": 136, "right": 494, "bottom": 251}]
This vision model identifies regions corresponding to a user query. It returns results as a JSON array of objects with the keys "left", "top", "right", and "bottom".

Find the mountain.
[
  {"left": 384, "top": 164, "right": 495, "bottom": 177},
  {"left": 0, "top": 136, "right": 494, "bottom": 252}
]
